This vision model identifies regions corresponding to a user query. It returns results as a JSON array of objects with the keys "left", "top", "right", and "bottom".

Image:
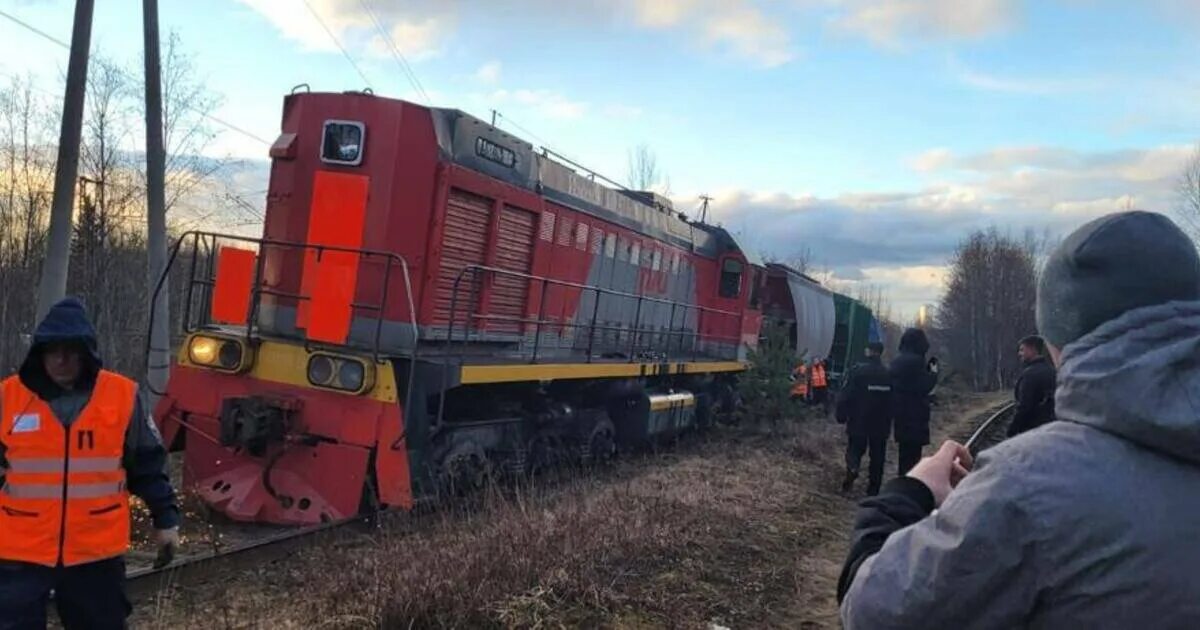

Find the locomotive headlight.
[
  {"left": 189, "top": 337, "right": 219, "bottom": 365},
  {"left": 306, "top": 355, "right": 336, "bottom": 386},
  {"left": 337, "top": 360, "right": 366, "bottom": 391},
  {"left": 187, "top": 335, "right": 249, "bottom": 372},
  {"left": 306, "top": 353, "right": 374, "bottom": 395}
]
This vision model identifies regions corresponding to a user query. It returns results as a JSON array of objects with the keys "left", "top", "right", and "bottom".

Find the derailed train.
[{"left": 153, "top": 89, "right": 876, "bottom": 526}]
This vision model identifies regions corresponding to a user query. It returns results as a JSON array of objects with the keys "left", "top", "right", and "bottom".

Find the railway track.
[
  {"left": 129, "top": 402, "right": 1021, "bottom": 601},
  {"left": 962, "top": 401, "right": 1016, "bottom": 455},
  {"left": 126, "top": 510, "right": 387, "bottom": 601}
]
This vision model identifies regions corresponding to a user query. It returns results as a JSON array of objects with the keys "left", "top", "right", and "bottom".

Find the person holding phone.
[{"left": 838, "top": 211, "right": 1200, "bottom": 629}]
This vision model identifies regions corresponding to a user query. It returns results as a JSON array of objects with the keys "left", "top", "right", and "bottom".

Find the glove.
[
  {"left": 153, "top": 526, "right": 180, "bottom": 569},
  {"left": 927, "top": 357, "right": 939, "bottom": 374}
]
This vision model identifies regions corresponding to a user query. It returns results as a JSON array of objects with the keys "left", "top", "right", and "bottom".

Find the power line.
[
  {"left": 0, "top": 7, "right": 70, "bottom": 48},
  {"left": 0, "top": 7, "right": 273, "bottom": 148},
  {"left": 494, "top": 112, "right": 552, "bottom": 152},
  {"left": 358, "top": 0, "right": 430, "bottom": 104},
  {"left": 494, "top": 111, "right": 593, "bottom": 176},
  {"left": 302, "top": 0, "right": 374, "bottom": 91}
]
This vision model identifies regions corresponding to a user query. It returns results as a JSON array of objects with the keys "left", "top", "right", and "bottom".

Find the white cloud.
[
  {"left": 702, "top": 4, "right": 796, "bottom": 67},
  {"left": 490, "top": 88, "right": 588, "bottom": 120},
  {"left": 241, "top": 0, "right": 795, "bottom": 69},
  {"left": 829, "top": 0, "right": 1020, "bottom": 48},
  {"left": 626, "top": 0, "right": 702, "bottom": 27},
  {"left": 909, "top": 147, "right": 953, "bottom": 173},
  {"left": 681, "top": 140, "right": 1195, "bottom": 319},
  {"left": 474, "top": 60, "right": 502, "bottom": 85},
  {"left": 948, "top": 55, "right": 1104, "bottom": 95},
  {"left": 384, "top": 17, "right": 448, "bottom": 61},
  {"left": 623, "top": 0, "right": 797, "bottom": 67},
  {"left": 237, "top": 0, "right": 451, "bottom": 60},
  {"left": 912, "top": 144, "right": 1196, "bottom": 188}
]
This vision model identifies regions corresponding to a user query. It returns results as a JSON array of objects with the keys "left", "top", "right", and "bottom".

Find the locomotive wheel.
[
  {"left": 713, "top": 381, "right": 739, "bottom": 426},
  {"left": 438, "top": 441, "right": 490, "bottom": 497},
  {"left": 526, "top": 434, "right": 564, "bottom": 478},
  {"left": 581, "top": 419, "right": 617, "bottom": 467}
]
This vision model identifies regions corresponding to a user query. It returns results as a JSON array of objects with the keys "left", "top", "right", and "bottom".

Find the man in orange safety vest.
[
  {"left": 790, "top": 361, "right": 809, "bottom": 401},
  {"left": 0, "top": 298, "right": 180, "bottom": 629},
  {"left": 810, "top": 359, "right": 830, "bottom": 411}
]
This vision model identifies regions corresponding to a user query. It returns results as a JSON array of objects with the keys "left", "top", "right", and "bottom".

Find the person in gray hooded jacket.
[{"left": 837, "top": 210, "right": 1200, "bottom": 629}]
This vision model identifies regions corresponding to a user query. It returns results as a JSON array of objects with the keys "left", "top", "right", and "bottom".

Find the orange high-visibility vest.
[
  {"left": 791, "top": 363, "right": 809, "bottom": 397},
  {"left": 0, "top": 370, "right": 136, "bottom": 567},
  {"left": 811, "top": 363, "right": 827, "bottom": 389}
]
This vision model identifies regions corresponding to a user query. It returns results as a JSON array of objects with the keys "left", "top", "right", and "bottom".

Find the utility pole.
[
  {"left": 36, "top": 0, "right": 95, "bottom": 322},
  {"left": 144, "top": 0, "right": 170, "bottom": 398}
]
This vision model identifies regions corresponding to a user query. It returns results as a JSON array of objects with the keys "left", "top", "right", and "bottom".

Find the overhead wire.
[
  {"left": 357, "top": 0, "right": 430, "bottom": 104},
  {"left": 0, "top": 8, "right": 274, "bottom": 148},
  {"left": 493, "top": 112, "right": 552, "bottom": 152},
  {"left": 301, "top": 0, "right": 374, "bottom": 91},
  {"left": 0, "top": 7, "right": 69, "bottom": 48},
  {"left": 494, "top": 111, "right": 606, "bottom": 182}
]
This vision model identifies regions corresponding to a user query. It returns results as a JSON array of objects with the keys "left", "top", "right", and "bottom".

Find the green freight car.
[{"left": 828, "top": 294, "right": 876, "bottom": 387}]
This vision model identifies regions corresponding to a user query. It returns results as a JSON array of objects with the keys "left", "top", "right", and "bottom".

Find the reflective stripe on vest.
[
  {"left": 0, "top": 371, "right": 136, "bottom": 567},
  {"left": 6, "top": 456, "right": 120, "bottom": 474},
  {"left": 2, "top": 481, "right": 125, "bottom": 499}
]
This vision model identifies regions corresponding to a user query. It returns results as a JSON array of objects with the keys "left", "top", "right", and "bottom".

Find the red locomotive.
[{"left": 154, "top": 89, "right": 765, "bottom": 525}]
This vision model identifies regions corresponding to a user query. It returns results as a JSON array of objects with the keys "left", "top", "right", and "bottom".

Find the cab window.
[{"left": 719, "top": 258, "right": 743, "bottom": 299}]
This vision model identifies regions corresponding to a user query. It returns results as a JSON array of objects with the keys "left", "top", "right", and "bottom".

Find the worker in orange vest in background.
[
  {"left": 790, "top": 360, "right": 809, "bottom": 401},
  {"left": 0, "top": 298, "right": 180, "bottom": 630},
  {"left": 810, "top": 359, "right": 830, "bottom": 412}
]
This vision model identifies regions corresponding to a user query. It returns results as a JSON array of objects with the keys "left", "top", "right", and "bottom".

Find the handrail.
[
  {"left": 442, "top": 264, "right": 742, "bottom": 364},
  {"left": 145, "top": 230, "right": 420, "bottom": 408},
  {"left": 450, "top": 263, "right": 741, "bottom": 319}
]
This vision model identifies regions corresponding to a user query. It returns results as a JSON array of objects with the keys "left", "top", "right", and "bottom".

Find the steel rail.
[{"left": 965, "top": 401, "right": 1016, "bottom": 454}]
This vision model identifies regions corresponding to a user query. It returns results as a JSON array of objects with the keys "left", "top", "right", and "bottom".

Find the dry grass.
[{"left": 133, "top": 390, "right": 1002, "bottom": 629}]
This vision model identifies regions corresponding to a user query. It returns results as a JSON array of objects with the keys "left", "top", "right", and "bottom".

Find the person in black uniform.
[
  {"left": 889, "top": 328, "right": 938, "bottom": 477},
  {"left": 1008, "top": 335, "right": 1057, "bottom": 437},
  {"left": 837, "top": 342, "right": 893, "bottom": 496}
]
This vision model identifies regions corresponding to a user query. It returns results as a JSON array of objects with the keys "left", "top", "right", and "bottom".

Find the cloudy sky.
[{"left": 3, "top": 0, "right": 1199, "bottom": 317}]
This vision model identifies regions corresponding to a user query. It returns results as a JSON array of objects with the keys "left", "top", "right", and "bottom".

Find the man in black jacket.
[
  {"left": 836, "top": 342, "right": 892, "bottom": 496},
  {"left": 888, "top": 328, "right": 937, "bottom": 477},
  {"left": 1008, "top": 335, "right": 1056, "bottom": 437}
]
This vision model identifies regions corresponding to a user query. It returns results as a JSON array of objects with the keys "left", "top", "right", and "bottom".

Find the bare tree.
[
  {"left": 0, "top": 77, "right": 58, "bottom": 372},
  {"left": 936, "top": 229, "right": 1037, "bottom": 391},
  {"left": 0, "top": 33, "right": 230, "bottom": 376},
  {"left": 1179, "top": 143, "right": 1200, "bottom": 241},
  {"left": 72, "top": 57, "right": 150, "bottom": 372},
  {"left": 626, "top": 143, "right": 670, "bottom": 194}
]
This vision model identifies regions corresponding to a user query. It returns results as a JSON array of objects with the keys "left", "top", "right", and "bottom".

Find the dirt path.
[{"left": 129, "top": 390, "right": 1005, "bottom": 629}]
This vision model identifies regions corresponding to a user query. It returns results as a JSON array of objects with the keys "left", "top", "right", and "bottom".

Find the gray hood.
[{"left": 1057, "top": 300, "right": 1200, "bottom": 464}]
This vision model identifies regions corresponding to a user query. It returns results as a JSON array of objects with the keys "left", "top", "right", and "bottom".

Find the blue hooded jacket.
[{"left": 4, "top": 298, "right": 180, "bottom": 530}]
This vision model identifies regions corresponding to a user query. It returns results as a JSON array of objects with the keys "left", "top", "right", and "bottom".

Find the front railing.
[{"left": 149, "top": 231, "right": 418, "bottom": 364}]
